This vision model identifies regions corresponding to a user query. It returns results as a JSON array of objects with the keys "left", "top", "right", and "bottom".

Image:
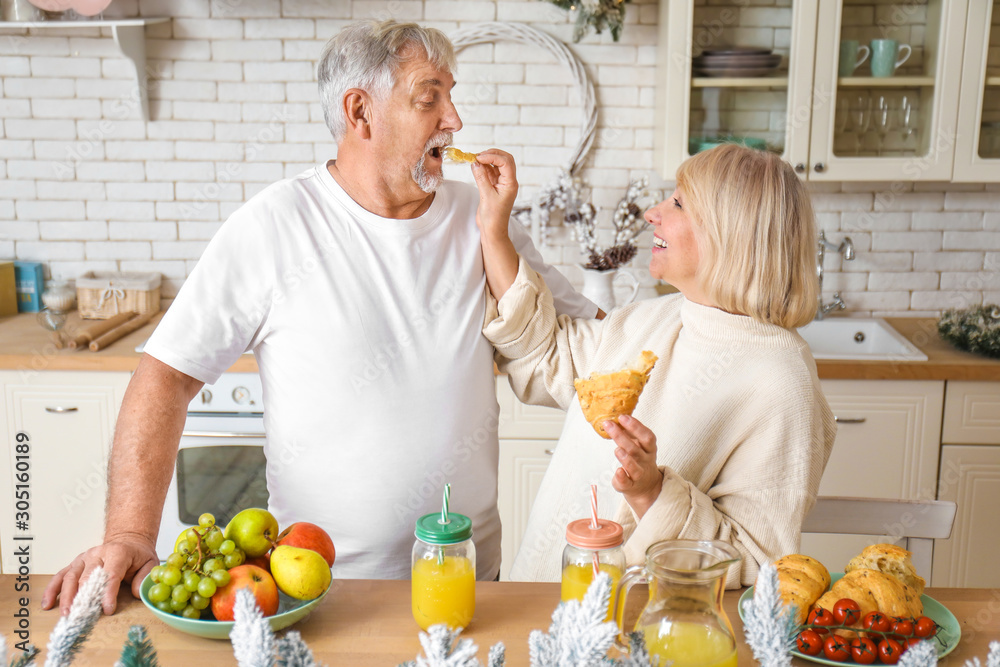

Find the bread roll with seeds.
[{"left": 774, "top": 554, "right": 831, "bottom": 625}]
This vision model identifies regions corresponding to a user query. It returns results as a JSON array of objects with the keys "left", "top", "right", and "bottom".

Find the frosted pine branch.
[
  {"left": 10, "top": 645, "right": 40, "bottom": 667},
  {"left": 399, "top": 625, "right": 483, "bottom": 667},
  {"left": 966, "top": 641, "right": 1000, "bottom": 667},
  {"left": 114, "top": 625, "right": 160, "bottom": 667},
  {"left": 741, "top": 563, "right": 797, "bottom": 667},
  {"left": 897, "top": 640, "right": 937, "bottom": 667},
  {"left": 528, "top": 572, "right": 620, "bottom": 666},
  {"left": 44, "top": 566, "right": 108, "bottom": 667},
  {"left": 486, "top": 642, "right": 505, "bottom": 667},
  {"left": 231, "top": 589, "right": 276, "bottom": 667},
  {"left": 275, "top": 630, "right": 324, "bottom": 667}
]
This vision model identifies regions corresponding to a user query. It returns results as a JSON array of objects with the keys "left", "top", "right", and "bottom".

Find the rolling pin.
[
  {"left": 67, "top": 312, "right": 137, "bottom": 350},
  {"left": 89, "top": 311, "right": 156, "bottom": 352}
]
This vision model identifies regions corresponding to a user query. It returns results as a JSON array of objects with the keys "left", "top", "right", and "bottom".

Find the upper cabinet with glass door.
[
  {"left": 655, "top": 0, "right": 969, "bottom": 182},
  {"left": 808, "top": 0, "right": 967, "bottom": 181},
  {"left": 953, "top": 1, "right": 1000, "bottom": 181},
  {"left": 655, "top": 0, "right": 819, "bottom": 179}
]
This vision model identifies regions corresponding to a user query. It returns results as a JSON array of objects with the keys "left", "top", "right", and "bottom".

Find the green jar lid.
[{"left": 415, "top": 512, "right": 473, "bottom": 544}]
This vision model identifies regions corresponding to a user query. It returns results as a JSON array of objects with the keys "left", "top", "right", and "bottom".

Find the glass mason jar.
[
  {"left": 411, "top": 511, "right": 475, "bottom": 631},
  {"left": 561, "top": 518, "right": 625, "bottom": 621},
  {"left": 41, "top": 280, "right": 76, "bottom": 313}
]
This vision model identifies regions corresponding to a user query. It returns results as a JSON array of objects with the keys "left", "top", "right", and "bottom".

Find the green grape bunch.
[{"left": 147, "top": 512, "right": 245, "bottom": 619}]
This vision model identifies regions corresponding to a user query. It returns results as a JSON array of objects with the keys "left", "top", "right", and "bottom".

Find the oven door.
[{"left": 156, "top": 412, "right": 268, "bottom": 559}]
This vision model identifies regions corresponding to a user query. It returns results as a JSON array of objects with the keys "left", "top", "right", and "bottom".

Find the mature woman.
[{"left": 471, "top": 143, "right": 837, "bottom": 588}]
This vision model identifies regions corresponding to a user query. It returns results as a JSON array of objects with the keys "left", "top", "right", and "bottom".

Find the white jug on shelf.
[{"left": 580, "top": 266, "right": 640, "bottom": 313}]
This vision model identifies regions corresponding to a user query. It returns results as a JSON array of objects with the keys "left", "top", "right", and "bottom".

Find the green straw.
[
  {"left": 440, "top": 483, "right": 451, "bottom": 525},
  {"left": 438, "top": 483, "right": 451, "bottom": 565}
]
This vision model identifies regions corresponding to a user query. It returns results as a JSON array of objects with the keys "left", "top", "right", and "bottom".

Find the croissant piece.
[
  {"left": 574, "top": 351, "right": 657, "bottom": 439},
  {"left": 774, "top": 554, "right": 831, "bottom": 625},
  {"left": 444, "top": 147, "right": 478, "bottom": 163}
]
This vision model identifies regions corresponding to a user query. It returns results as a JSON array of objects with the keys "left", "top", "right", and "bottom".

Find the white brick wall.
[{"left": 0, "top": 0, "right": 997, "bottom": 314}]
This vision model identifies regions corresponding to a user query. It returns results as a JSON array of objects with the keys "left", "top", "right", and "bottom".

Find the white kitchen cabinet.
[
  {"left": 656, "top": 0, "right": 970, "bottom": 182},
  {"left": 496, "top": 378, "right": 562, "bottom": 580},
  {"left": 800, "top": 379, "right": 945, "bottom": 580},
  {"left": 932, "top": 382, "right": 1000, "bottom": 587},
  {"left": 0, "top": 370, "right": 130, "bottom": 574},
  {"left": 953, "top": 1, "right": 1000, "bottom": 181}
]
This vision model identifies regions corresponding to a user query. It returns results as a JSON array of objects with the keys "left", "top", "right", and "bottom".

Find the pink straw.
[
  {"left": 590, "top": 484, "right": 600, "bottom": 577},
  {"left": 590, "top": 484, "right": 599, "bottom": 529}
]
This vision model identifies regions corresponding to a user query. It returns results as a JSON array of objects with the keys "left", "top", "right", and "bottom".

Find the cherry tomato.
[
  {"left": 892, "top": 618, "right": 915, "bottom": 638},
  {"left": 808, "top": 607, "right": 837, "bottom": 635},
  {"left": 797, "top": 629, "right": 824, "bottom": 656},
  {"left": 833, "top": 598, "right": 862, "bottom": 626},
  {"left": 906, "top": 637, "right": 923, "bottom": 649},
  {"left": 850, "top": 637, "right": 879, "bottom": 665},
  {"left": 824, "top": 635, "right": 852, "bottom": 662},
  {"left": 863, "top": 611, "right": 892, "bottom": 635},
  {"left": 878, "top": 638, "right": 904, "bottom": 664},
  {"left": 914, "top": 616, "right": 938, "bottom": 639}
]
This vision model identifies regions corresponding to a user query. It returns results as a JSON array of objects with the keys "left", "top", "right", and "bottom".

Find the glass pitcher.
[{"left": 613, "top": 540, "right": 741, "bottom": 667}]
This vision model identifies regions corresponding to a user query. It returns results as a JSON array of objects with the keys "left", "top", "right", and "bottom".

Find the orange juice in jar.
[
  {"left": 411, "top": 509, "right": 476, "bottom": 630},
  {"left": 560, "top": 518, "right": 625, "bottom": 621}
]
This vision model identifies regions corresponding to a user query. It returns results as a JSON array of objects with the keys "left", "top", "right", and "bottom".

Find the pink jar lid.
[{"left": 566, "top": 518, "right": 624, "bottom": 550}]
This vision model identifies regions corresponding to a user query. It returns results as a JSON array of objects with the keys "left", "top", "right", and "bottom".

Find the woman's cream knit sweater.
[{"left": 484, "top": 258, "right": 837, "bottom": 588}]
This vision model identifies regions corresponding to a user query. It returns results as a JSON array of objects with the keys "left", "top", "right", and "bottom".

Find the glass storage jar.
[
  {"left": 561, "top": 517, "right": 625, "bottom": 620},
  {"left": 411, "top": 511, "right": 475, "bottom": 630}
]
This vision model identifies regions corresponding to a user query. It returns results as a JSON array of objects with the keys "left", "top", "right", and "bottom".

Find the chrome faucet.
[{"left": 816, "top": 230, "right": 855, "bottom": 320}]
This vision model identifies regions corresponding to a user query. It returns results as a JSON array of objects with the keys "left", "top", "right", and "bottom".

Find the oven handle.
[{"left": 181, "top": 431, "right": 267, "bottom": 439}]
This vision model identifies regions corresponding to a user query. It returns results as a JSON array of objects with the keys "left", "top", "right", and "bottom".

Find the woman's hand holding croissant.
[{"left": 606, "top": 414, "right": 663, "bottom": 519}]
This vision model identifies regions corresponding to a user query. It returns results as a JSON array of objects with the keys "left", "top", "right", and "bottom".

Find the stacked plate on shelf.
[{"left": 692, "top": 47, "right": 782, "bottom": 77}]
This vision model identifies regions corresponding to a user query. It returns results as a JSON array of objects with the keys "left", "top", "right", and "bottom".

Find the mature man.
[{"left": 42, "top": 20, "right": 597, "bottom": 615}]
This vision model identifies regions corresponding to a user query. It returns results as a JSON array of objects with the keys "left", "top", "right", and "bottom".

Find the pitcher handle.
[
  {"left": 614, "top": 269, "right": 641, "bottom": 306},
  {"left": 612, "top": 564, "right": 646, "bottom": 653}
]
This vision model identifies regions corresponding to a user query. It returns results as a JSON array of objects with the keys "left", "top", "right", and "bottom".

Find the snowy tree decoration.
[
  {"left": 44, "top": 567, "right": 109, "bottom": 667},
  {"left": 740, "top": 564, "right": 798, "bottom": 667},
  {"left": 528, "top": 572, "right": 620, "bottom": 665},
  {"left": 963, "top": 641, "right": 1000, "bottom": 667}
]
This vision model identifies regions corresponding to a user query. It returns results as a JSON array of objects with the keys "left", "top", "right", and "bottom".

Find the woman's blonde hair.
[{"left": 676, "top": 144, "right": 818, "bottom": 329}]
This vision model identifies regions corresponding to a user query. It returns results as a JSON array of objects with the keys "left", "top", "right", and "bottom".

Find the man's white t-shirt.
[{"left": 144, "top": 163, "right": 596, "bottom": 580}]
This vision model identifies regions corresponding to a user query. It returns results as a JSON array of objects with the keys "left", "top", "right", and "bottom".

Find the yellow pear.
[{"left": 270, "top": 544, "right": 331, "bottom": 600}]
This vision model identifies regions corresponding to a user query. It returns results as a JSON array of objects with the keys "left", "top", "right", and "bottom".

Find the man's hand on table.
[{"left": 42, "top": 537, "right": 158, "bottom": 615}]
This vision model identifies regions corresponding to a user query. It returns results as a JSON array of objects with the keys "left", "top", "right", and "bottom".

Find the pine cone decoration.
[{"left": 584, "top": 243, "right": 637, "bottom": 271}]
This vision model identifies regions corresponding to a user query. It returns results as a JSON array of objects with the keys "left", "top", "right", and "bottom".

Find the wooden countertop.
[
  {"left": 2, "top": 577, "right": 997, "bottom": 665},
  {"left": 0, "top": 312, "right": 998, "bottom": 380}
]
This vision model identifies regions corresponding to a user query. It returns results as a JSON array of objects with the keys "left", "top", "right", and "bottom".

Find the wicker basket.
[{"left": 76, "top": 271, "right": 161, "bottom": 320}]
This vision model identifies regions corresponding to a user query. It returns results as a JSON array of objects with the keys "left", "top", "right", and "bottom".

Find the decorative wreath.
[
  {"left": 450, "top": 22, "right": 598, "bottom": 247},
  {"left": 938, "top": 304, "right": 1000, "bottom": 359}
]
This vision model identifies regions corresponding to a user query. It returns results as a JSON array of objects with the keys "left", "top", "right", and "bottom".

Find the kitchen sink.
[{"left": 796, "top": 317, "right": 928, "bottom": 361}]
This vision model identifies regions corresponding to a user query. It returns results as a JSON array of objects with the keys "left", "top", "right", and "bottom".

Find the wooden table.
[{"left": 2, "top": 577, "right": 998, "bottom": 665}]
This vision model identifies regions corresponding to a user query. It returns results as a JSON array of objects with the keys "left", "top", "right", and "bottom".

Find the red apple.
[
  {"left": 275, "top": 522, "right": 335, "bottom": 567},
  {"left": 210, "top": 564, "right": 279, "bottom": 620},
  {"left": 245, "top": 552, "right": 271, "bottom": 572}
]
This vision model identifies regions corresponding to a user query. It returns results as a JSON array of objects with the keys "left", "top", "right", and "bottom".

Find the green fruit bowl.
[{"left": 139, "top": 573, "right": 329, "bottom": 640}]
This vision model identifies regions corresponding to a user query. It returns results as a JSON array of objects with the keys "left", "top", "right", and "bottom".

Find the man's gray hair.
[{"left": 317, "top": 20, "right": 458, "bottom": 142}]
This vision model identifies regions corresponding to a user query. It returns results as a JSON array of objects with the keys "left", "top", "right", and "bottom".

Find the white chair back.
[{"left": 802, "top": 496, "right": 957, "bottom": 579}]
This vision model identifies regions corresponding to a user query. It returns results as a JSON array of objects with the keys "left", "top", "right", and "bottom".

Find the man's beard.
[{"left": 412, "top": 132, "right": 453, "bottom": 194}]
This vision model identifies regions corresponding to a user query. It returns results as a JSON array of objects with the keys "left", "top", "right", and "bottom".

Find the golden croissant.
[
  {"left": 444, "top": 147, "right": 478, "bottom": 163},
  {"left": 574, "top": 350, "right": 657, "bottom": 439}
]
